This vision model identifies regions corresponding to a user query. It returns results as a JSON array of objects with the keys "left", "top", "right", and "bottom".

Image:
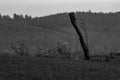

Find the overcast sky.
[{"left": 0, "top": 0, "right": 120, "bottom": 17}]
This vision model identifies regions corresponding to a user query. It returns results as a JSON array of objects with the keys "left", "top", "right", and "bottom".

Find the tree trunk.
[{"left": 69, "top": 12, "right": 90, "bottom": 60}]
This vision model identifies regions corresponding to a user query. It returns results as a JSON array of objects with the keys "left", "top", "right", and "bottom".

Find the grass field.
[
  {"left": 0, "top": 12, "right": 120, "bottom": 80},
  {"left": 0, "top": 54, "right": 120, "bottom": 80}
]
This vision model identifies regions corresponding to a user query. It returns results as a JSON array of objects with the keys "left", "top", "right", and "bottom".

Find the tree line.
[{"left": 0, "top": 11, "right": 120, "bottom": 29}]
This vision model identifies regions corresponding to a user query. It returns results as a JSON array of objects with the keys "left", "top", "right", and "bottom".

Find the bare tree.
[{"left": 69, "top": 12, "right": 90, "bottom": 60}]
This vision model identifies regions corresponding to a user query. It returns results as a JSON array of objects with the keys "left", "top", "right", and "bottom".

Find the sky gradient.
[{"left": 0, "top": 0, "right": 120, "bottom": 17}]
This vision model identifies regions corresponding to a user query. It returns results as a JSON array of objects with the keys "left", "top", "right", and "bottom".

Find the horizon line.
[{"left": 0, "top": 10, "right": 120, "bottom": 18}]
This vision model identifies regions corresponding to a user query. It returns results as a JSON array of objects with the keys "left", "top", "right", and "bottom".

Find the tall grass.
[{"left": 0, "top": 40, "right": 119, "bottom": 62}]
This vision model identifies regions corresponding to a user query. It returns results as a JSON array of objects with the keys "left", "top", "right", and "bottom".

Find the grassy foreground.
[{"left": 0, "top": 54, "right": 120, "bottom": 80}]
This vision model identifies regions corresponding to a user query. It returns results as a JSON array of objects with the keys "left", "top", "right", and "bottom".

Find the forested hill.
[{"left": 0, "top": 12, "right": 120, "bottom": 52}]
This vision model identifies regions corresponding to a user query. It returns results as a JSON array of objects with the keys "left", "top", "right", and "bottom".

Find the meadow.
[
  {"left": 0, "top": 49, "right": 120, "bottom": 80},
  {"left": 0, "top": 11, "right": 120, "bottom": 80},
  {"left": 0, "top": 39, "right": 119, "bottom": 80}
]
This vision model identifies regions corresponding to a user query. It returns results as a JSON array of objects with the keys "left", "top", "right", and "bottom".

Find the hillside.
[{"left": 0, "top": 12, "right": 120, "bottom": 53}]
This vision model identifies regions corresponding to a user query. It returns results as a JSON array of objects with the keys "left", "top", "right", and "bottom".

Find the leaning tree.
[{"left": 69, "top": 12, "right": 90, "bottom": 60}]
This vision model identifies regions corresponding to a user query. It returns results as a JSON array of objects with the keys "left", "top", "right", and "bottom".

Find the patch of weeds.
[
  {"left": 55, "top": 42, "right": 71, "bottom": 59},
  {"left": 10, "top": 40, "right": 29, "bottom": 56}
]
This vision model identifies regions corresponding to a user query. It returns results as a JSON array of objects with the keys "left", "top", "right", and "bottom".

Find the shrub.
[
  {"left": 10, "top": 40, "right": 29, "bottom": 56},
  {"left": 56, "top": 42, "right": 71, "bottom": 58},
  {"left": 9, "top": 40, "right": 120, "bottom": 62},
  {"left": 10, "top": 41, "right": 72, "bottom": 59}
]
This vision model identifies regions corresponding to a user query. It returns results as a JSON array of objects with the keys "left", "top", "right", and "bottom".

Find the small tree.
[
  {"left": 3, "top": 15, "right": 11, "bottom": 20},
  {"left": 25, "top": 15, "right": 32, "bottom": 20},
  {"left": 13, "top": 13, "right": 19, "bottom": 20}
]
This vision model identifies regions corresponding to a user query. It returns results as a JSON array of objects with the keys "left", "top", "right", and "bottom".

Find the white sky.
[{"left": 0, "top": 0, "right": 120, "bottom": 17}]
